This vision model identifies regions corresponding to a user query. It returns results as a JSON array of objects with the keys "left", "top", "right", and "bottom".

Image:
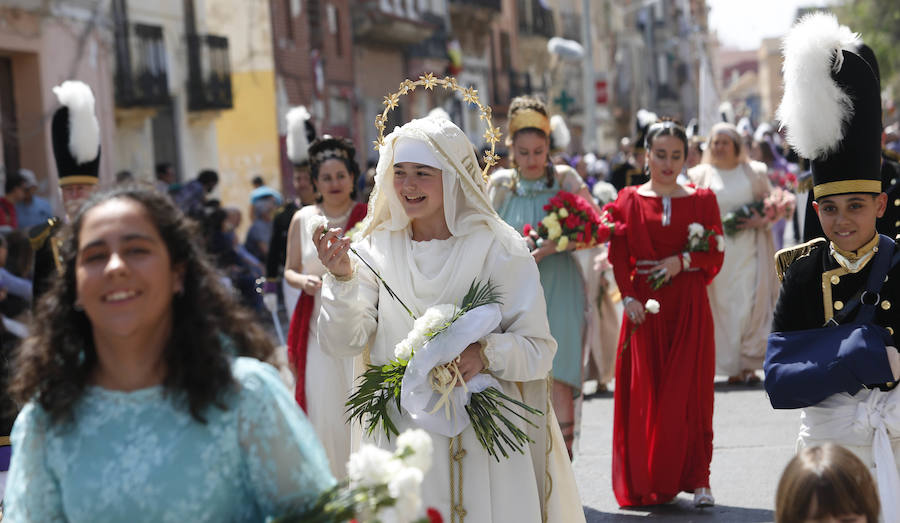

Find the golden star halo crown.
[{"left": 374, "top": 73, "right": 502, "bottom": 182}]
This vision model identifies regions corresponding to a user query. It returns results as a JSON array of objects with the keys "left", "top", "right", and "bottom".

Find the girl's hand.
[
  {"left": 737, "top": 209, "right": 767, "bottom": 230},
  {"left": 649, "top": 255, "right": 682, "bottom": 284},
  {"left": 300, "top": 274, "right": 322, "bottom": 295},
  {"left": 314, "top": 226, "right": 352, "bottom": 278},
  {"left": 454, "top": 342, "right": 486, "bottom": 386},
  {"left": 625, "top": 298, "right": 646, "bottom": 325},
  {"left": 531, "top": 239, "right": 558, "bottom": 264}
]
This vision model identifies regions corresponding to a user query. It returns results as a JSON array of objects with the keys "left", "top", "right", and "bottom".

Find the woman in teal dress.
[
  {"left": 4, "top": 186, "right": 335, "bottom": 521},
  {"left": 488, "top": 96, "right": 601, "bottom": 457}
]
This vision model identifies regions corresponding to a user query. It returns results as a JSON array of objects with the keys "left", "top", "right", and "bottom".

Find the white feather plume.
[
  {"left": 550, "top": 114, "right": 570, "bottom": 150},
  {"left": 52, "top": 81, "right": 99, "bottom": 164},
  {"left": 285, "top": 106, "right": 312, "bottom": 164},
  {"left": 737, "top": 116, "right": 753, "bottom": 136},
  {"left": 775, "top": 12, "right": 860, "bottom": 159},
  {"left": 718, "top": 102, "right": 735, "bottom": 125},
  {"left": 636, "top": 109, "right": 657, "bottom": 130},
  {"left": 753, "top": 122, "right": 774, "bottom": 143}
]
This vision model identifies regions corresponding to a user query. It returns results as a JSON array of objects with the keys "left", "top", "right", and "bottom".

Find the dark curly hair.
[
  {"left": 10, "top": 186, "right": 275, "bottom": 425},
  {"left": 508, "top": 96, "right": 555, "bottom": 188},
  {"left": 308, "top": 135, "right": 359, "bottom": 202}
]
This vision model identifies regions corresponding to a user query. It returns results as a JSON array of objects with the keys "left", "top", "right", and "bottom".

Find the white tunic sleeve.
[
  {"left": 317, "top": 247, "right": 380, "bottom": 358},
  {"left": 481, "top": 247, "right": 557, "bottom": 382}
]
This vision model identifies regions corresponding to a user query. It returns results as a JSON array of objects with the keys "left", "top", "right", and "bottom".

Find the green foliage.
[
  {"left": 345, "top": 361, "right": 407, "bottom": 440},
  {"left": 466, "top": 387, "right": 543, "bottom": 461}
]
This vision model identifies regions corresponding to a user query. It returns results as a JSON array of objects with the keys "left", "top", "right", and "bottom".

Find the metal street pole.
[{"left": 581, "top": 0, "right": 596, "bottom": 153}]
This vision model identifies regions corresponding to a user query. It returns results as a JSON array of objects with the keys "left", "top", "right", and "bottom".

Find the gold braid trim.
[
  {"left": 449, "top": 435, "right": 467, "bottom": 523},
  {"left": 374, "top": 73, "right": 501, "bottom": 183},
  {"left": 774, "top": 237, "right": 826, "bottom": 281}
]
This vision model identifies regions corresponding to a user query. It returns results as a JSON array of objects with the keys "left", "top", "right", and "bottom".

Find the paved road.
[{"left": 574, "top": 379, "right": 800, "bottom": 522}]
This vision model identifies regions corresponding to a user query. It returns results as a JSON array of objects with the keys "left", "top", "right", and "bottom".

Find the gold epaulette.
[
  {"left": 774, "top": 237, "right": 826, "bottom": 282},
  {"left": 28, "top": 217, "right": 61, "bottom": 251},
  {"left": 797, "top": 176, "right": 814, "bottom": 193}
]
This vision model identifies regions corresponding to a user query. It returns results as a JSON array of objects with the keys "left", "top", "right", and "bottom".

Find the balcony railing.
[
  {"left": 187, "top": 34, "right": 232, "bottom": 111},
  {"left": 352, "top": 0, "right": 439, "bottom": 46},
  {"left": 517, "top": 0, "right": 555, "bottom": 39},
  {"left": 114, "top": 23, "right": 170, "bottom": 107},
  {"left": 449, "top": 0, "right": 501, "bottom": 12}
]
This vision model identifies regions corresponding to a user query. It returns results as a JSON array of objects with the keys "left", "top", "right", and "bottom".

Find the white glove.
[
  {"left": 263, "top": 292, "right": 278, "bottom": 314},
  {"left": 887, "top": 346, "right": 900, "bottom": 382}
]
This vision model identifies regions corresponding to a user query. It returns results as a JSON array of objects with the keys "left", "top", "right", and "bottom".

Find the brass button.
[
  {"left": 831, "top": 275, "right": 840, "bottom": 285},
  {"left": 889, "top": 327, "right": 895, "bottom": 335},
  {"left": 889, "top": 381, "right": 896, "bottom": 388},
  {"left": 896, "top": 220, "right": 900, "bottom": 227},
  {"left": 882, "top": 300, "right": 892, "bottom": 310},
  {"left": 834, "top": 300, "right": 844, "bottom": 310}
]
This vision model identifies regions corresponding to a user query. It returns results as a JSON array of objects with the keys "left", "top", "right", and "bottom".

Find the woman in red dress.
[{"left": 604, "top": 121, "right": 725, "bottom": 508}]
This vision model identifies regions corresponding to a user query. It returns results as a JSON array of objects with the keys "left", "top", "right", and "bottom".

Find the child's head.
[
  {"left": 812, "top": 192, "right": 887, "bottom": 252},
  {"left": 775, "top": 444, "right": 879, "bottom": 523}
]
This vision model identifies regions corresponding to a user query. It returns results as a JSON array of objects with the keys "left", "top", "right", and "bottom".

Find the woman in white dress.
[
  {"left": 283, "top": 135, "right": 368, "bottom": 477},
  {"left": 314, "top": 115, "right": 584, "bottom": 522},
  {"left": 688, "top": 122, "right": 778, "bottom": 383}
]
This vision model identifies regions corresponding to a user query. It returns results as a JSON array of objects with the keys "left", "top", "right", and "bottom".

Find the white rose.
[
  {"left": 558, "top": 208, "right": 569, "bottom": 218},
  {"left": 716, "top": 235, "right": 725, "bottom": 252},
  {"left": 388, "top": 467, "right": 424, "bottom": 522},
  {"left": 305, "top": 214, "right": 329, "bottom": 242},
  {"left": 644, "top": 299, "right": 660, "bottom": 314},
  {"left": 396, "top": 429, "right": 433, "bottom": 473},
  {"left": 547, "top": 224, "right": 563, "bottom": 240},
  {"left": 688, "top": 222, "right": 704, "bottom": 239},
  {"left": 347, "top": 444, "right": 399, "bottom": 487}
]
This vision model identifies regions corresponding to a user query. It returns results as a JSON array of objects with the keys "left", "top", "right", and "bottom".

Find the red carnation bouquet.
[{"left": 523, "top": 191, "right": 612, "bottom": 252}]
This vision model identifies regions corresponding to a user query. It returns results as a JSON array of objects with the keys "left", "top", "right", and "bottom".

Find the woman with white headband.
[{"left": 314, "top": 115, "right": 584, "bottom": 522}]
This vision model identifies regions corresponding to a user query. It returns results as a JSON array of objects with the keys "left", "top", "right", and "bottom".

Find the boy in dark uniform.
[
  {"left": 609, "top": 109, "right": 656, "bottom": 191},
  {"left": 765, "top": 13, "right": 900, "bottom": 519},
  {"left": 263, "top": 107, "right": 316, "bottom": 328},
  {"left": 30, "top": 81, "right": 100, "bottom": 301}
]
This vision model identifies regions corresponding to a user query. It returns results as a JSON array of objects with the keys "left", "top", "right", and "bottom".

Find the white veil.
[{"left": 358, "top": 116, "right": 529, "bottom": 258}]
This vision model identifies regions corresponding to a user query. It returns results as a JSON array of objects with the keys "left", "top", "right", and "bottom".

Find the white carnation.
[
  {"left": 688, "top": 222, "right": 704, "bottom": 239},
  {"left": 347, "top": 444, "right": 399, "bottom": 487},
  {"left": 415, "top": 304, "right": 458, "bottom": 336},
  {"left": 396, "top": 429, "right": 433, "bottom": 473},
  {"left": 645, "top": 299, "right": 660, "bottom": 314},
  {"left": 394, "top": 338, "right": 414, "bottom": 361},
  {"left": 305, "top": 214, "right": 329, "bottom": 242},
  {"left": 558, "top": 208, "right": 569, "bottom": 218},
  {"left": 388, "top": 466, "right": 424, "bottom": 522}
]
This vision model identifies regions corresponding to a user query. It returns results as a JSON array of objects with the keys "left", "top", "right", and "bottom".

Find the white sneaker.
[{"left": 693, "top": 487, "right": 714, "bottom": 508}]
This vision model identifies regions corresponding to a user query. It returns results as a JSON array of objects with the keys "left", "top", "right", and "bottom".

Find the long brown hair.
[{"left": 10, "top": 186, "right": 275, "bottom": 424}]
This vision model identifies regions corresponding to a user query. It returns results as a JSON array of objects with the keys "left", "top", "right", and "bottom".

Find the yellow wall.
[{"left": 215, "top": 69, "right": 280, "bottom": 231}]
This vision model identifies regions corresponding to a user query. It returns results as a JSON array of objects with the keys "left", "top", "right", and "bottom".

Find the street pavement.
[{"left": 574, "top": 377, "right": 799, "bottom": 522}]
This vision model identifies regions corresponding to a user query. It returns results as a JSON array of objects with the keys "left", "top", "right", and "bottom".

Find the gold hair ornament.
[
  {"left": 374, "top": 73, "right": 501, "bottom": 182},
  {"left": 508, "top": 108, "right": 551, "bottom": 138}
]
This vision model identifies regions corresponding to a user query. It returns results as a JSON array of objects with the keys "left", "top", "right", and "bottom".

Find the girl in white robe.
[{"left": 315, "top": 116, "right": 584, "bottom": 522}]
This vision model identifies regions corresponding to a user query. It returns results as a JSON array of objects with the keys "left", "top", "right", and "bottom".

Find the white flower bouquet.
[
  {"left": 345, "top": 280, "right": 543, "bottom": 461},
  {"left": 647, "top": 222, "right": 723, "bottom": 290},
  {"left": 277, "top": 429, "right": 443, "bottom": 523}
]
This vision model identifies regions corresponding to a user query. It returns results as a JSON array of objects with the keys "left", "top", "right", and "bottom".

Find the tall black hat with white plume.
[
  {"left": 776, "top": 12, "right": 882, "bottom": 200},
  {"left": 51, "top": 80, "right": 100, "bottom": 186},
  {"left": 286, "top": 106, "right": 315, "bottom": 167},
  {"left": 634, "top": 109, "right": 658, "bottom": 153}
]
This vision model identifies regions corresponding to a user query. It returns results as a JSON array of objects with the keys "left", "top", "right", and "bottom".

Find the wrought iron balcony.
[
  {"left": 187, "top": 34, "right": 232, "bottom": 111},
  {"left": 352, "top": 0, "right": 439, "bottom": 46},
  {"left": 114, "top": 23, "right": 170, "bottom": 107},
  {"left": 449, "top": 0, "right": 501, "bottom": 12},
  {"left": 517, "top": 0, "right": 556, "bottom": 39}
]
